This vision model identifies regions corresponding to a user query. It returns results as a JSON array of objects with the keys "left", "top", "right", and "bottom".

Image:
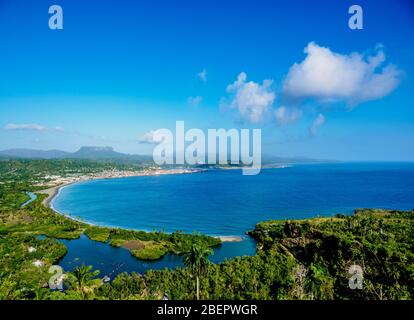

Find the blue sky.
[{"left": 0, "top": 0, "right": 413, "bottom": 160}]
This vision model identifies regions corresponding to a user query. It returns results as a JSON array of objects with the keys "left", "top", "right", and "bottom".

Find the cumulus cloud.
[
  {"left": 139, "top": 130, "right": 165, "bottom": 144},
  {"left": 188, "top": 96, "right": 203, "bottom": 106},
  {"left": 309, "top": 114, "right": 325, "bottom": 136},
  {"left": 197, "top": 69, "right": 207, "bottom": 82},
  {"left": 226, "top": 72, "right": 275, "bottom": 123},
  {"left": 274, "top": 106, "right": 302, "bottom": 126},
  {"left": 4, "top": 123, "right": 46, "bottom": 132},
  {"left": 282, "top": 42, "right": 401, "bottom": 105}
]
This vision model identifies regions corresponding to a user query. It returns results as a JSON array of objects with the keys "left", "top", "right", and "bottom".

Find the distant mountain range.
[
  {"left": 0, "top": 146, "right": 153, "bottom": 163},
  {"left": 0, "top": 148, "right": 71, "bottom": 159},
  {"left": 0, "top": 146, "right": 333, "bottom": 165}
]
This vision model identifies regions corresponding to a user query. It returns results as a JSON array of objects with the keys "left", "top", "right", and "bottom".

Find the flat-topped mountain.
[{"left": 72, "top": 146, "right": 127, "bottom": 159}]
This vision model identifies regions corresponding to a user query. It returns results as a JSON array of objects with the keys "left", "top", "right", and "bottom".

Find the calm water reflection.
[{"left": 57, "top": 235, "right": 256, "bottom": 278}]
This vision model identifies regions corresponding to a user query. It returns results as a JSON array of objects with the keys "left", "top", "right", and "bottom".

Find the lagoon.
[{"left": 58, "top": 234, "right": 257, "bottom": 276}]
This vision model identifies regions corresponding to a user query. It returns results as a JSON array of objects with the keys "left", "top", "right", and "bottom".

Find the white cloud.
[
  {"left": 4, "top": 123, "right": 46, "bottom": 132},
  {"left": 53, "top": 126, "right": 65, "bottom": 132},
  {"left": 188, "top": 96, "right": 203, "bottom": 106},
  {"left": 282, "top": 42, "right": 401, "bottom": 105},
  {"left": 274, "top": 106, "right": 302, "bottom": 126},
  {"left": 197, "top": 69, "right": 207, "bottom": 82},
  {"left": 139, "top": 130, "right": 164, "bottom": 144},
  {"left": 309, "top": 114, "right": 325, "bottom": 136},
  {"left": 226, "top": 72, "right": 275, "bottom": 123}
]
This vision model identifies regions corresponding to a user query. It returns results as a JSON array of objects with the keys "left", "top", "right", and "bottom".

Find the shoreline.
[
  {"left": 38, "top": 168, "right": 203, "bottom": 207},
  {"left": 38, "top": 181, "right": 75, "bottom": 207},
  {"left": 37, "top": 169, "right": 245, "bottom": 243},
  {"left": 214, "top": 236, "right": 244, "bottom": 242}
]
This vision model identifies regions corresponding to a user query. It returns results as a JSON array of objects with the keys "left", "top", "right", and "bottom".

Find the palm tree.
[
  {"left": 182, "top": 243, "right": 213, "bottom": 300},
  {"left": 68, "top": 264, "right": 100, "bottom": 299}
]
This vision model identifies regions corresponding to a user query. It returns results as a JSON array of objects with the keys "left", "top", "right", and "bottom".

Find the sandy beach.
[
  {"left": 215, "top": 236, "right": 244, "bottom": 243},
  {"left": 37, "top": 182, "right": 75, "bottom": 206}
]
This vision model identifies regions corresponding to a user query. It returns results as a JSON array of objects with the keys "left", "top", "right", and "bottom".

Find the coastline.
[
  {"left": 38, "top": 168, "right": 202, "bottom": 207},
  {"left": 214, "top": 236, "right": 244, "bottom": 242},
  {"left": 38, "top": 181, "right": 75, "bottom": 207},
  {"left": 37, "top": 168, "right": 244, "bottom": 243}
]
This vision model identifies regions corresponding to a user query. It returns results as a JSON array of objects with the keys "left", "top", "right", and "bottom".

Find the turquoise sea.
[{"left": 52, "top": 163, "right": 414, "bottom": 277}]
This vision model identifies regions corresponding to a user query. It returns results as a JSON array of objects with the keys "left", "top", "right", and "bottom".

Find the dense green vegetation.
[
  {"left": 249, "top": 209, "right": 414, "bottom": 299},
  {"left": 91, "top": 208, "right": 413, "bottom": 300},
  {"left": 0, "top": 159, "right": 413, "bottom": 300},
  {"left": 0, "top": 159, "right": 220, "bottom": 299}
]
